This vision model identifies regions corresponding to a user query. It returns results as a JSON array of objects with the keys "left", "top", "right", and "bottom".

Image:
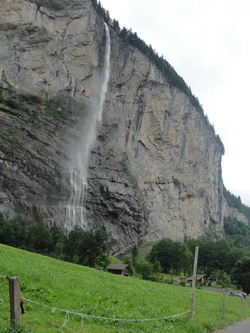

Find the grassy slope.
[
  {"left": 137, "top": 241, "right": 159, "bottom": 259},
  {"left": 1, "top": 244, "right": 250, "bottom": 333}
]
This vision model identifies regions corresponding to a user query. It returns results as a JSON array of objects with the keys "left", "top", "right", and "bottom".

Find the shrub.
[
  {"left": 5, "top": 98, "right": 20, "bottom": 110},
  {"left": 165, "top": 278, "right": 174, "bottom": 284},
  {"left": 17, "top": 94, "right": 42, "bottom": 105}
]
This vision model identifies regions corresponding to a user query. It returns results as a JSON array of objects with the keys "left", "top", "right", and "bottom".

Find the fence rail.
[{"left": 24, "top": 298, "right": 190, "bottom": 322}]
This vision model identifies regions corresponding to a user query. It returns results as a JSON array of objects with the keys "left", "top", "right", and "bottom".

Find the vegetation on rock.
[{"left": 224, "top": 187, "right": 250, "bottom": 220}]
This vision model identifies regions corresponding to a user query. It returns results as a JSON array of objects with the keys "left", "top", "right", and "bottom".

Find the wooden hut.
[
  {"left": 186, "top": 274, "right": 207, "bottom": 284},
  {"left": 107, "top": 264, "right": 132, "bottom": 277}
]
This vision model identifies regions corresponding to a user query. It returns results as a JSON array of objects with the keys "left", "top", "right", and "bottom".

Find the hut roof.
[
  {"left": 107, "top": 264, "right": 129, "bottom": 270},
  {"left": 186, "top": 274, "right": 207, "bottom": 281}
]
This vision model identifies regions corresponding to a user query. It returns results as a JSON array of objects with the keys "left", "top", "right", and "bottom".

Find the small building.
[
  {"left": 186, "top": 274, "right": 207, "bottom": 284},
  {"left": 107, "top": 264, "right": 132, "bottom": 277}
]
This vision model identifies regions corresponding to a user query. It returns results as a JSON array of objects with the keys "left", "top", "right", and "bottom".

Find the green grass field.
[{"left": 1, "top": 244, "right": 250, "bottom": 333}]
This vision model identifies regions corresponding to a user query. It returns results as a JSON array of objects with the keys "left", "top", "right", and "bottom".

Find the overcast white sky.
[{"left": 100, "top": 0, "right": 250, "bottom": 207}]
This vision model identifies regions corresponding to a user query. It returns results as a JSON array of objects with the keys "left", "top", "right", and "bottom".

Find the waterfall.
[{"left": 65, "top": 23, "right": 111, "bottom": 230}]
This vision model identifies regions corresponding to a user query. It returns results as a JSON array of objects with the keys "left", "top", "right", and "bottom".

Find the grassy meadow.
[
  {"left": 137, "top": 241, "right": 159, "bottom": 259},
  {"left": 1, "top": 244, "right": 250, "bottom": 333}
]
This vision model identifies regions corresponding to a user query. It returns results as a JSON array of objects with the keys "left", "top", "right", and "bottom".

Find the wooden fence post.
[
  {"left": 222, "top": 292, "right": 226, "bottom": 314},
  {"left": 190, "top": 246, "right": 199, "bottom": 319},
  {"left": 8, "top": 276, "right": 20, "bottom": 328},
  {"left": 241, "top": 296, "right": 244, "bottom": 311}
]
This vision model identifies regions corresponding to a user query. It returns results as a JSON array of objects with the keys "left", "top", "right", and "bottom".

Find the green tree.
[
  {"left": 26, "top": 223, "right": 53, "bottom": 254},
  {"left": 213, "top": 239, "right": 230, "bottom": 271},
  {"left": 64, "top": 226, "right": 84, "bottom": 263},
  {"left": 152, "top": 260, "right": 162, "bottom": 275},
  {"left": 0, "top": 221, "right": 15, "bottom": 246},
  {"left": 224, "top": 247, "right": 245, "bottom": 274},
  {"left": 123, "top": 254, "right": 134, "bottom": 275},
  {"left": 11, "top": 215, "right": 28, "bottom": 249},
  {"left": 198, "top": 240, "right": 213, "bottom": 274},
  {"left": 64, "top": 227, "right": 113, "bottom": 268},
  {"left": 147, "top": 239, "right": 180, "bottom": 274},
  {"left": 131, "top": 245, "right": 138, "bottom": 267},
  {"left": 112, "top": 19, "right": 120, "bottom": 34},
  {"left": 49, "top": 226, "right": 67, "bottom": 259},
  {"left": 78, "top": 229, "right": 113, "bottom": 268},
  {"left": 135, "top": 258, "right": 159, "bottom": 279},
  {"left": 178, "top": 243, "right": 193, "bottom": 276},
  {"left": 231, "top": 257, "right": 250, "bottom": 294}
]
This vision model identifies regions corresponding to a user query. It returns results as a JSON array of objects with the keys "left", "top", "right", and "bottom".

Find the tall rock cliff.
[{"left": 0, "top": 0, "right": 242, "bottom": 255}]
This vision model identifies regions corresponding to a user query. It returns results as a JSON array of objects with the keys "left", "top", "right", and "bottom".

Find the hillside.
[{"left": 1, "top": 244, "right": 250, "bottom": 332}]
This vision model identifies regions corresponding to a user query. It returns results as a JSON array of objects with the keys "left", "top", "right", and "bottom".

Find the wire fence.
[
  {"left": 22, "top": 292, "right": 250, "bottom": 328},
  {"left": 2, "top": 274, "right": 250, "bottom": 329},
  {"left": 24, "top": 298, "right": 190, "bottom": 323}
]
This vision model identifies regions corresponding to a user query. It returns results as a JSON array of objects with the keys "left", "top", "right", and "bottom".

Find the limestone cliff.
[{"left": 0, "top": 0, "right": 246, "bottom": 255}]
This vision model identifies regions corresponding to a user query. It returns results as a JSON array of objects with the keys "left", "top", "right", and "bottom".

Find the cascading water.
[{"left": 65, "top": 23, "right": 111, "bottom": 230}]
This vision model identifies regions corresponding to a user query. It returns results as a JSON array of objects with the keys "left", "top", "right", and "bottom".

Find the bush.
[
  {"left": 5, "top": 98, "right": 20, "bottom": 110},
  {"left": 17, "top": 94, "right": 42, "bottom": 105},
  {"left": 165, "top": 278, "right": 174, "bottom": 284}
]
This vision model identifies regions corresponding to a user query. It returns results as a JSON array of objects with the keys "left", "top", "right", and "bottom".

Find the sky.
[{"left": 100, "top": 0, "right": 250, "bottom": 207}]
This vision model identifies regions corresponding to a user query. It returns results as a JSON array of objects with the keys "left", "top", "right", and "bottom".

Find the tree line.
[
  {"left": 1, "top": 212, "right": 250, "bottom": 290},
  {"left": 0, "top": 213, "right": 114, "bottom": 269},
  {"left": 125, "top": 216, "right": 250, "bottom": 286},
  {"left": 223, "top": 187, "right": 250, "bottom": 220}
]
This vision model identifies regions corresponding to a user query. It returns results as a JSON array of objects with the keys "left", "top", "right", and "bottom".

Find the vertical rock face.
[{"left": 0, "top": 0, "right": 234, "bottom": 255}]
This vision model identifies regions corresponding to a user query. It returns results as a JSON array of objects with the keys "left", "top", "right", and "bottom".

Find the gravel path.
[{"left": 214, "top": 317, "right": 250, "bottom": 332}]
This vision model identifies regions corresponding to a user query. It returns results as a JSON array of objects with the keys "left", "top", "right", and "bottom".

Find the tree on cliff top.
[{"left": 90, "top": 0, "right": 225, "bottom": 154}]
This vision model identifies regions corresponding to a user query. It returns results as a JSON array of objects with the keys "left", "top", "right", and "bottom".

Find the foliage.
[
  {"left": 123, "top": 254, "right": 135, "bottom": 275},
  {"left": 131, "top": 245, "right": 139, "bottom": 267},
  {"left": 16, "top": 94, "right": 42, "bottom": 105},
  {"left": 5, "top": 98, "right": 20, "bottom": 110},
  {"left": 144, "top": 216, "right": 250, "bottom": 278},
  {"left": 210, "top": 269, "right": 231, "bottom": 286},
  {"left": 147, "top": 239, "right": 181, "bottom": 274},
  {"left": 3, "top": 212, "right": 249, "bottom": 279},
  {"left": 0, "top": 213, "right": 113, "bottom": 269},
  {"left": 0, "top": 87, "right": 72, "bottom": 124},
  {"left": 135, "top": 258, "right": 162, "bottom": 280},
  {"left": 118, "top": 160, "right": 137, "bottom": 184},
  {"left": 224, "top": 216, "right": 250, "bottom": 249},
  {"left": 0, "top": 88, "right": 4, "bottom": 103},
  {"left": 231, "top": 256, "right": 250, "bottom": 294},
  {"left": 126, "top": 244, "right": 162, "bottom": 279},
  {"left": 64, "top": 226, "right": 114, "bottom": 268},
  {"left": 178, "top": 243, "right": 193, "bottom": 276},
  {"left": 224, "top": 187, "right": 250, "bottom": 220}
]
